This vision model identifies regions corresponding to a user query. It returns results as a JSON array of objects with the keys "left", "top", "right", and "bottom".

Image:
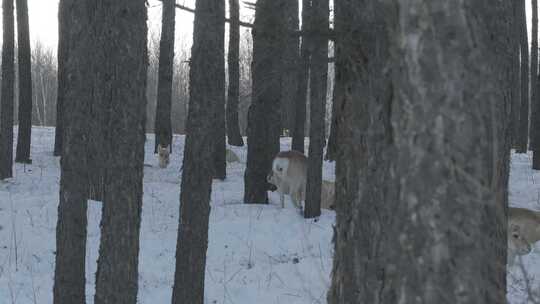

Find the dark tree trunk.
[
  {"left": 93, "top": 1, "right": 147, "bottom": 304},
  {"left": 171, "top": 0, "right": 224, "bottom": 303},
  {"left": 279, "top": 0, "right": 299, "bottom": 134},
  {"left": 327, "top": 0, "right": 509, "bottom": 303},
  {"left": 517, "top": 0, "right": 529, "bottom": 153},
  {"left": 510, "top": 0, "right": 521, "bottom": 150},
  {"left": 226, "top": 0, "right": 244, "bottom": 147},
  {"left": 291, "top": 0, "right": 311, "bottom": 153},
  {"left": 244, "top": 0, "right": 286, "bottom": 204},
  {"left": 304, "top": 0, "right": 328, "bottom": 219},
  {"left": 15, "top": 0, "right": 32, "bottom": 164},
  {"left": 0, "top": 0, "right": 15, "bottom": 179},
  {"left": 213, "top": 1, "right": 227, "bottom": 180},
  {"left": 53, "top": 4, "right": 66, "bottom": 157},
  {"left": 154, "top": 0, "right": 175, "bottom": 154},
  {"left": 531, "top": 0, "right": 540, "bottom": 169},
  {"left": 52, "top": 1, "right": 90, "bottom": 303}
]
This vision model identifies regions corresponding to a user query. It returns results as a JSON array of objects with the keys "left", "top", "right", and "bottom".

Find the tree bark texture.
[
  {"left": 212, "top": 4, "right": 227, "bottom": 181},
  {"left": 0, "top": 0, "right": 15, "bottom": 179},
  {"left": 93, "top": 1, "right": 147, "bottom": 304},
  {"left": 52, "top": 1, "right": 90, "bottom": 303},
  {"left": 304, "top": 0, "right": 329, "bottom": 219},
  {"left": 15, "top": 0, "right": 33, "bottom": 164},
  {"left": 154, "top": 0, "right": 175, "bottom": 154},
  {"left": 279, "top": 0, "right": 299, "bottom": 133},
  {"left": 517, "top": 0, "right": 529, "bottom": 153},
  {"left": 325, "top": 67, "right": 340, "bottom": 161},
  {"left": 327, "top": 1, "right": 510, "bottom": 303},
  {"left": 171, "top": 0, "right": 224, "bottom": 303},
  {"left": 225, "top": 0, "right": 244, "bottom": 147},
  {"left": 53, "top": 2, "right": 66, "bottom": 157},
  {"left": 291, "top": 0, "right": 311, "bottom": 153},
  {"left": 244, "top": 0, "right": 286, "bottom": 204}
]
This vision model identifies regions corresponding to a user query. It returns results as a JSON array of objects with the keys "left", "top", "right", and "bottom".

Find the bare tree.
[
  {"left": 328, "top": 0, "right": 510, "bottom": 303},
  {"left": 52, "top": 1, "right": 90, "bottom": 303},
  {"left": 0, "top": 0, "right": 15, "bottom": 179},
  {"left": 304, "top": 0, "right": 329, "bottom": 218},
  {"left": 171, "top": 0, "right": 225, "bottom": 302},
  {"left": 93, "top": 1, "right": 148, "bottom": 303},
  {"left": 14, "top": 0, "right": 32, "bottom": 164},
  {"left": 154, "top": 0, "right": 175, "bottom": 154},
  {"left": 517, "top": 0, "right": 529, "bottom": 153},
  {"left": 226, "top": 0, "right": 244, "bottom": 146},
  {"left": 244, "top": 0, "right": 286, "bottom": 204},
  {"left": 532, "top": 0, "right": 540, "bottom": 169},
  {"left": 291, "top": 0, "right": 311, "bottom": 153}
]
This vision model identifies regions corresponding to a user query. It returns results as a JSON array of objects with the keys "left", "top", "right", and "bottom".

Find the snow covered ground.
[{"left": 0, "top": 127, "right": 538, "bottom": 303}]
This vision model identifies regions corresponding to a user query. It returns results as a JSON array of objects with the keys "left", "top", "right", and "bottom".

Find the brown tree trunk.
[
  {"left": 154, "top": 0, "right": 175, "bottom": 154},
  {"left": 304, "top": 0, "right": 328, "bottom": 219},
  {"left": 0, "top": 0, "right": 15, "bottom": 179},
  {"left": 517, "top": 0, "right": 529, "bottom": 153},
  {"left": 171, "top": 0, "right": 224, "bottom": 302},
  {"left": 225, "top": 0, "right": 244, "bottom": 147},
  {"left": 244, "top": 0, "right": 286, "bottom": 204},
  {"left": 291, "top": 0, "right": 311, "bottom": 153},
  {"left": 15, "top": 0, "right": 33, "bottom": 164},
  {"left": 52, "top": 1, "right": 90, "bottom": 303},
  {"left": 328, "top": 1, "right": 509, "bottom": 303},
  {"left": 93, "top": 1, "right": 147, "bottom": 303}
]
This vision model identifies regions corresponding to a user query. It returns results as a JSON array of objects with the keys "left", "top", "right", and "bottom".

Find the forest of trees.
[{"left": 0, "top": 0, "right": 538, "bottom": 303}]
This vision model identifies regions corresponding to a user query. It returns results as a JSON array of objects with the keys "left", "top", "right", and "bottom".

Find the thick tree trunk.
[
  {"left": 171, "top": 0, "right": 224, "bottom": 303},
  {"left": 53, "top": 8, "right": 65, "bottom": 157},
  {"left": 154, "top": 0, "right": 175, "bottom": 154},
  {"left": 244, "top": 0, "right": 286, "bottom": 204},
  {"left": 280, "top": 0, "right": 299, "bottom": 134},
  {"left": 327, "top": 1, "right": 509, "bottom": 303},
  {"left": 517, "top": 0, "right": 529, "bottom": 153},
  {"left": 0, "top": 0, "right": 15, "bottom": 179},
  {"left": 225, "top": 0, "right": 244, "bottom": 147},
  {"left": 52, "top": 1, "right": 90, "bottom": 303},
  {"left": 213, "top": 6, "right": 227, "bottom": 181},
  {"left": 291, "top": 0, "right": 311, "bottom": 153},
  {"left": 15, "top": 0, "right": 32, "bottom": 164},
  {"left": 93, "top": 1, "right": 147, "bottom": 304},
  {"left": 304, "top": 0, "right": 328, "bottom": 219}
]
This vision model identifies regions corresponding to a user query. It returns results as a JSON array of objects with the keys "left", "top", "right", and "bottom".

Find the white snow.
[{"left": 0, "top": 127, "right": 538, "bottom": 303}]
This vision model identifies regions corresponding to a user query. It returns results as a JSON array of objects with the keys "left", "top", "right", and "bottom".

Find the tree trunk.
[
  {"left": 213, "top": 5, "right": 227, "bottom": 180},
  {"left": 226, "top": 0, "right": 244, "bottom": 147},
  {"left": 325, "top": 67, "right": 339, "bottom": 161},
  {"left": 170, "top": 0, "right": 224, "bottom": 303},
  {"left": 304, "top": 0, "right": 328, "bottom": 219},
  {"left": 279, "top": 0, "right": 299, "bottom": 134},
  {"left": 0, "top": 0, "right": 15, "bottom": 179},
  {"left": 291, "top": 0, "right": 311, "bottom": 153},
  {"left": 52, "top": 1, "right": 90, "bottom": 303},
  {"left": 244, "top": 0, "right": 286, "bottom": 204},
  {"left": 517, "top": 0, "right": 529, "bottom": 153},
  {"left": 53, "top": 12, "right": 65, "bottom": 157},
  {"left": 531, "top": 0, "right": 540, "bottom": 168},
  {"left": 14, "top": 0, "right": 32, "bottom": 164},
  {"left": 327, "top": 1, "right": 509, "bottom": 303},
  {"left": 154, "top": 0, "right": 175, "bottom": 154},
  {"left": 93, "top": 1, "right": 147, "bottom": 304}
]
